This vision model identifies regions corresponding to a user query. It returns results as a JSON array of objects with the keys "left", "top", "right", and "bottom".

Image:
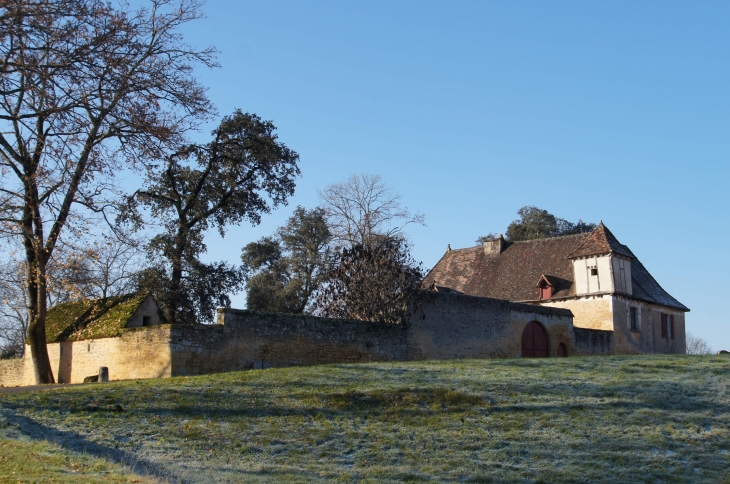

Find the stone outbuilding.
[{"left": 0, "top": 293, "right": 167, "bottom": 386}]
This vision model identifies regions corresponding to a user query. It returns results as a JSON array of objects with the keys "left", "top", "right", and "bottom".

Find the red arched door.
[{"left": 521, "top": 321, "right": 548, "bottom": 357}]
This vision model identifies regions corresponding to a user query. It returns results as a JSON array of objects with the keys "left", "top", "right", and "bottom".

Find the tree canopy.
[
  {"left": 314, "top": 236, "right": 423, "bottom": 324},
  {"left": 475, "top": 206, "right": 596, "bottom": 243},
  {"left": 131, "top": 110, "right": 300, "bottom": 324},
  {"left": 242, "top": 206, "right": 331, "bottom": 314},
  {"left": 318, "top": 173, "right": 424, "bottom": 248}
]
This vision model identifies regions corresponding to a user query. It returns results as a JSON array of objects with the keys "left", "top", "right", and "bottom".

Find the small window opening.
[
  {"left": 630, "top": 307, "right": 638, "bottom": 332},
  {"left": 88, "top": 343, "right": 93, "bottom": 352},
  {"left": 142, "top": 316, "right": 152, "bottom": 327},
  {"left": 590, "top": 267, "right": 598, "bottom": 276}
]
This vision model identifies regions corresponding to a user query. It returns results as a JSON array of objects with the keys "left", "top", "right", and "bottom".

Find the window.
[
  {"left": 590, "top": 267, "right": 598, "bottom": 276},
  {"left": 660, "top": 313, "right": 674, "bottom": 340},
  {"left": 630, "top": 307, "right": 638, "bottom": 332},
  {"left": 143, "top": 316, "right": 152, "bottom": 327},
  {"left": 616, "top": 258, "right": 628, "bottom": 293}
]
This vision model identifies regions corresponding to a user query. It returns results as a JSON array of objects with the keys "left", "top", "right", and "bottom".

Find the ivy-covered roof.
[{"left": 42, "top": 293, "right": 149, "bottom": 343}]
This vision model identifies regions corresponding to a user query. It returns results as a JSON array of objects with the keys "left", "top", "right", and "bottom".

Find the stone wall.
[
  {"left": 408, "top": 293, "right": 576, "bottom": 359},
  {"left": 174, "top": 293, "right": 579, "bottom": 374},
  {"left": 0, "top": 358, "right": 26, "bottom": 387},
  {"left": 169, "top": 311, "right": 409, "bottom": 376},
  {"left": 1, "top": 326, "right": 173, "bottom": 386},
  {"left": 572, "top": 328, "right": 613, "bottom": 356},
  {"left": 538, "top": 296, "right": 614, "bottom": 331}
]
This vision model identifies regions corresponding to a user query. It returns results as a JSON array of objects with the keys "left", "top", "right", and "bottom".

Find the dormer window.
[{"left": 536, "top": 275, "right": 556, "bottom": 300}]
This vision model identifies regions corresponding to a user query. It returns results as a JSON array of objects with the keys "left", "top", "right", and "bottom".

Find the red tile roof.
[
  {"left": 568, "top": 223, "right": 634, "bottom": 259},
  {"left": 423, "top": 225, "right": 688, "bottom": 311}
]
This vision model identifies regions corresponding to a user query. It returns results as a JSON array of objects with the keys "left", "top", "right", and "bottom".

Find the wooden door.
[
  {"left": 557, "top": 343, "right": 567, "bottom": 357},
  {"left": 521, "top": 321, "right": 548, "bottom": 358}
]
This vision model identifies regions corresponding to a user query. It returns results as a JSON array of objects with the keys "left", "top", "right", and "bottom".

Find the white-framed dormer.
[{"left": 572, "top": 255, "right": 614, "bottom": 295}]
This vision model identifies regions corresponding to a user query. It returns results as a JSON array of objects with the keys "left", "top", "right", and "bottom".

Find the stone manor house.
[
  {"left": 423, "top": 223, "right": 688, "bottom": 356},
  {"left": 0, "top": 223, "right": 688, "bottom": 386}
]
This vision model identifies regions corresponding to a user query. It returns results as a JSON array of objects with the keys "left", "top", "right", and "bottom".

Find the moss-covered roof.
[{"left": 42, "top": 293, "right": 149, "bottom": 343}]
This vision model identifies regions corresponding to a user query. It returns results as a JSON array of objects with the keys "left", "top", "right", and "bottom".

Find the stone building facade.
[{"left": 423, "top": 223, "right": 689, "bottom": 355}]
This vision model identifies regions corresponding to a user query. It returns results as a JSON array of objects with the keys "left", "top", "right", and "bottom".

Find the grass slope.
[
  {"left": 0, "top": 435, "right": 153, "bottom": 483},
  {"left": 0, "top": 355, "right": 729, "bottom": 483}
]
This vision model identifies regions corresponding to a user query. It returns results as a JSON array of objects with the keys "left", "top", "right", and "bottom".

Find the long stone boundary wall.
[
  {"left": 169, "top": 312, "right": 409, "bottom": 376},
  {"left": 2, "top": 292, "right": 618, "bottom": 386}
]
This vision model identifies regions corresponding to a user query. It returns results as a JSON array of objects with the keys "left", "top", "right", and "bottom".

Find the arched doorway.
[
  {"left": 557, "top": 343, "right": 567, "bottom": 357},
  {"left": 521, "top": 321, "right": 548, "bottom": 357}
]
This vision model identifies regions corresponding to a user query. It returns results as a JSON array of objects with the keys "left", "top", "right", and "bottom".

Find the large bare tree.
[
  {"left": 0, "top": 255, "right": 29, "bottom": 358},
  {"left": 0, "top": 0, "right": 215, "bottom": 383},
  {"left": 318, "top": 173, "right": 425, "bottom": 248}
]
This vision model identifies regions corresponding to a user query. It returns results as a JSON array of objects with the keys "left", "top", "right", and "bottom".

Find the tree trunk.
[
  {"left": 25, "top": 248, "right": 55, "bottom": 384},
  {"left": 168, "top": 227, "right": 187, "bottom": 325}
]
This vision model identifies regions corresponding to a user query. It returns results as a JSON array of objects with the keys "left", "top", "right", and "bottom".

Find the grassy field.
[
  {"left": 0, "top": 435, "right": 153, "bottom": 483},
  {"left": 0, "top": 355, "right": 729, "bottom": 483}
]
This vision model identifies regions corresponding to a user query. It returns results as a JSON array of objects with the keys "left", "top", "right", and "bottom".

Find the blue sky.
[{"left": 167, "top": 1, "right": 728, "bottom": 350}]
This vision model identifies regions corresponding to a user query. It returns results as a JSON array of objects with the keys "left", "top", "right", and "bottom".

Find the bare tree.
[
  {"left": 685, "top": 332, "right": 712, "bottom": 355},
  {"left": 318, "top": 173, "right": 425, "bottom": 248},
  {"left": 0, "top": 0, "right": 216, "bottom": 383},
  {"left": 49, "top": 231, "right": 145, "bottom": 301},
  {"left": 0, "top": 257, "right": 29, "bottom": 358}
]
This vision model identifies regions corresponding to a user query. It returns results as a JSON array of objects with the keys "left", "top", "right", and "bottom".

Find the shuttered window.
[
  {"left": 630, "top": 307, "right": 638, "bottom": 332},
  {"left": 660, "top": 313, "right": 675, "bottom": 340}
]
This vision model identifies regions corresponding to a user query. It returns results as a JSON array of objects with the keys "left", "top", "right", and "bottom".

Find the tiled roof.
[
  {"left": 629, "top": 258, "right": 689, "bottom": 311},
  {"left": 423, "top": 225, "right": 688, "bottom": 311},
  {"left": 568, "top": 223, "right": 634, "bottom": 259}
]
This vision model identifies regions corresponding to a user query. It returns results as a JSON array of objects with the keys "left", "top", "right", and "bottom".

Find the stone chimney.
[{"left": 483, "top": 234, "right": 506, "bottom": 255}]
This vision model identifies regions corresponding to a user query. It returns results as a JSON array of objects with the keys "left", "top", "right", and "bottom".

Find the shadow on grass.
[{"left": 0, "top": 405, "right": 186, "bottom": 483}]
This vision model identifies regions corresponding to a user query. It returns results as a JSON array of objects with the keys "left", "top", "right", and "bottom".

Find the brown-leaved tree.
[{"left": 315, "top": 236, "right": 423, "bottom": 324}]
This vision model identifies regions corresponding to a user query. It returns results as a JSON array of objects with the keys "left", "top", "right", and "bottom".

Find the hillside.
[{"left": 1, "top": 355, "right": 729, "bottom": 483}]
